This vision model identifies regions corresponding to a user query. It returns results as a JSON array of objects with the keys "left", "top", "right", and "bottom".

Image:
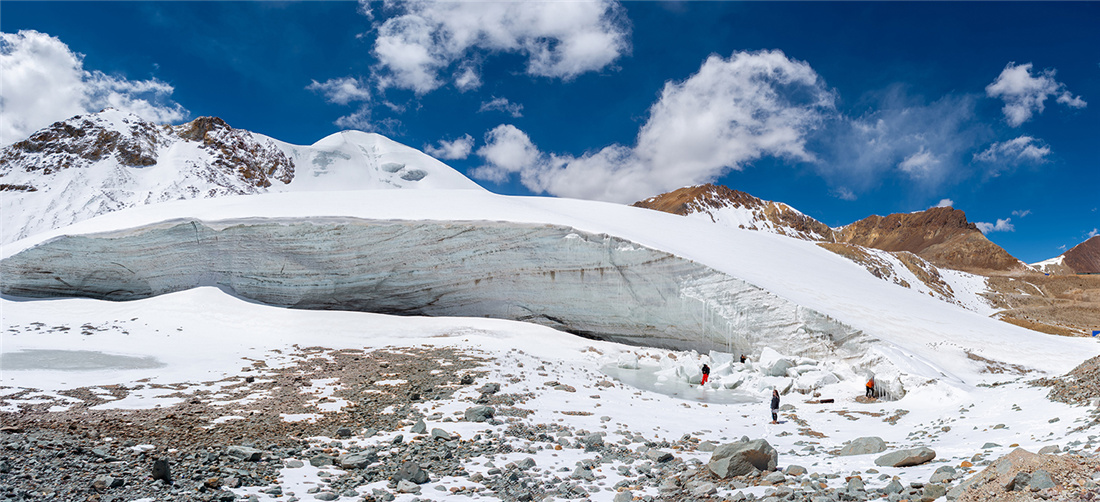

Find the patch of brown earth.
[{"left": 983, "top": 272, "right": 1100, "bottom": 337}]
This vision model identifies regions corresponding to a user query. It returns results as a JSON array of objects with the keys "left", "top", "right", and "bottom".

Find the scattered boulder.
[
  {"left": 923, "top": 482, "right": 947, "bottom": 500},
  {"left": 430, "top": 428, "right": 452, "bottom": 440},
  {"left": 839, "top": 437, "right": 887, "bottom": 456},
  {"left": 785, "top": 465, "right": 807, "bottom": 476},
  {"left": 464, "top": 405, "right": 495, "bottom": 422},
  {"left": 708, "top": 439, "right": 778, "bottom": 478},
  {"left": 1037, "top": 445, "right": 1060, "bottom": 454},
  {"left": 411, "top": 419, "right": 427, "bottom": 434},
  {"left": 477, "top": 383, "right": 500, "bottom": 395},
  {"left": 337, "top": 451, "right": 377, "bottom": 469},
  {"left": 875, "top": 447, "right": 936, "bottom": 467},
  {"left": 394, "top": 461, "right": 430, "bottom": 484},
  {"left": 335, "top": 427, "right": 352, "bottom": 438},
  {"left": 930, "top": 465, "right": 957, "bottom": 483},
  {"left": 227, "top": 445, "right": 263, "bottom": 462},
  {"left": 151, "top": 458, "right": 171, "bottom": 484}
]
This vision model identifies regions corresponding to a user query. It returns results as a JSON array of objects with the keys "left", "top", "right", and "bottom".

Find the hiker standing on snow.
[
  {"left": 866, "top": 377, "right": 875, "bottom": 398},
  {"left": 740, "top": 354, "right": 747, "bottom": 364},
  {"left": 700, "top": 364, "right": 710, "bottom": 386},
  {"left": 770, "top": 389, "right": 780, "bottom": 424}
]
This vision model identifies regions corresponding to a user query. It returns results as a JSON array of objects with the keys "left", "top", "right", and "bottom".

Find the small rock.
[
  {"left": 982, "top": 442, "right": 1000, "bottom": 449},
  {"left": 411, "top": 419, "right": 427, "bottom": 434},
  {"left": 839, "top": 437, "right": 887, "bottom": 456},
  {"left": 394, "top": 461, "right": 429, "bottom": 484},
  {"left": 286, "top": 459, "right": 305, "bottom": 468},
  {"left": 764, "top": 471, "right": 786, "bottom": 485},
  {"left": 922, "top": 483, "right": 946, "bottom": 501},
  {"left": 152, "top": 458, "right": 172, "bottom": 483},
  {"left": 613, "top": 490, "right": 633, "bottom": 502},
  {"left": 1037, "top": 445, "right": 1060, "bottom": 454},
  {"left": 874, "top": 447, "right": 936, "bottom": 467},
  {"left": 337, "top": 451, "right": 377, "bottom": 469},
  {"left": 692, "top": 482, "right": 718, "bottom": 496},
  {"left": 313, "top": 492, "right": 338, "bottom": 501},
  {"left": 785, "top": 465, "right": 807, "bottom": 476},
  {"left": 396, "top": 479, "right": 420, "bottom": 494},
  {"left": 477, "top": 383, "right": 500, "bottom": 395},
  {"left": 309, "top": 454, "right": 334, "bottom": 467},
  {"left": 430, "top": 428, "right": 452, "bottom": 440},
  {"left": 460, "top": 374, "right": 475, "bottom": 385},
  {"left": 464, "top": 406, "right": 495, "bottom": 422},
  {"left": 1029, "top": 470, "right": 1055, "bottom": 491},
  {"left": 929, "top": 465, "right": 956, "bottom": 483},
  {"left": 227, "top": 445, "right": 263, "bottom": 462},
  {"left": 335, "top": 427, "right": 352, "bottom": 438}
]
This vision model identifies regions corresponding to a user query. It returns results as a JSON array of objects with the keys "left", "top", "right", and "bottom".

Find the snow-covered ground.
[{"left": 2, "top": 287, "right": 1097, "bottom": 501}]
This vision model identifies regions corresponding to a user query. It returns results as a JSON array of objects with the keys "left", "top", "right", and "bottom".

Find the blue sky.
[{"left": 1, "top": 1, "right": 1097, "bottom": 262}]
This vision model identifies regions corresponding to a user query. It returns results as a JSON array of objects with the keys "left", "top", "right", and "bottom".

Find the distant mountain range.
[{"left": 633, "top": 183, "right": 1096, "bottom": 275}]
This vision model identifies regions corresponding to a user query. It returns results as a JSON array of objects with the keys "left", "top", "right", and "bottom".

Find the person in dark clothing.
[
  {"left": 770, "top": 389, "right": 780, "bottom": 424},
  {"left": 866, "top": 377, "right": 875, "bottom": 398},
  {"left": 740, "top": 354, "right": 747, "bottom": 364},
  {"left": 700, "top": 364, "right": 710, "bottom": 386}
]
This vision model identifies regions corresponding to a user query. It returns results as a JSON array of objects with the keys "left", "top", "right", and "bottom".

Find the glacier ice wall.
[{"left": 1, "top": 219, "right": 872, "bottom": 359}]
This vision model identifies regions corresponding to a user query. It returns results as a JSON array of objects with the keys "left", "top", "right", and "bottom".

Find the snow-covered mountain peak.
[{"left": 0, "top": 110, "right": 483, "bottom": 244}]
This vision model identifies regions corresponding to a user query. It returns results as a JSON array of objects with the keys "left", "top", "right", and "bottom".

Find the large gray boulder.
[
  {"left": 874, "top": 447, "right": 936, "bottom": 467},
  {"left": 464, "top": 405, "right": 495, "bottom": 422},
  {"left": 707, "top": 439, "right": 778, "bottom": 478},
  {"left": 838, "top": 437, "right": 887, "bottom": 456},
  {"left": 337, "top": 451, "right": 377, "bottom": 469},
  {"left": 227, "top": 445, "right": 263, "bottom": 462}
]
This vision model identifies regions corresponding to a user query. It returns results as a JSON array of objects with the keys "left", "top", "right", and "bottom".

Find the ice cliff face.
[
  {"left": 0, "top": 109, "right": 482, "bottom": 244},
  {"left": 0, "top": 218, "right": 869, "bottom": 361}
]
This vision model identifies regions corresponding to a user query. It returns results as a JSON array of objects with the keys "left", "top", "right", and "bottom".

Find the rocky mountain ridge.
[
  {"left": 1033, "top": 236, "right": 1100, "bottom": 275},
  {"left": 0, "top": 109, "right": 481, "bottom": 244},
  {"left": 634, "top": 184, "right": 1025, "bottom": 273}
]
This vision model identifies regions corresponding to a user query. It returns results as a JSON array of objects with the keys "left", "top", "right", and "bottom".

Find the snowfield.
[{"left": 1, "top": 287, "right": 1097, "bottom": 501}]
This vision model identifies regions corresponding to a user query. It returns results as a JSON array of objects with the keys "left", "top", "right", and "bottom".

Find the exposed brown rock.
[
  {"left": 1062, "top": 236, "right": 1100, "bottom": 274},
  {"left": 632, "top": 184, "right": 835, "bottom": 241},
  {"left": 836, "top": 207, "right": 1024, "bottom": 272},
  {"left": 0, "top": 113, "right": 160, "bottom": 172}
]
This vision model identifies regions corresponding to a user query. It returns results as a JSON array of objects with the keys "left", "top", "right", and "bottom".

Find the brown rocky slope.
[
  {"left": 836, "top": 206, "right": 1025, "bottom": 273},
  {"left": 1062, "top": 236, "right": 1100, "bottom": 274}
]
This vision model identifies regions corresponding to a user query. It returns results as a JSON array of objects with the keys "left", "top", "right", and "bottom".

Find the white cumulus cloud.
[
  {"left": 986, "top": 62, "right": 1087, "bottom": 127},
  {"left": 975, "top": 218, "right": 1015, "bottom": 234},
  {"left": 934, "top": 199, "right": 954, "bottom": 208},
  {"left": 1011, "top": 209, "right": 1031, "bottom": 218},
  {"left": 479, "top": 97, "right": 524, "bottom": 118},
  {"left": 472, "top": 50, "right": 834, "bottom": 203},
  {"left": 368, "top": 0, "right": 630, "bottom": 95},
  {"left": 424, "top": 134, "right": 474, "bottom": 160},
  {"left": 0, "top": 30, "right": 187, "bottom": 146},
  {"left": 974, "top": 136, "right": 1051, "bottom": 167},
  {"left": 306, "top": 77, "right": 372, "bottom": 105},
  {"left": 1088, "top": 228, "right": 1099, "bottom": 239},
  {"left": 897, "top": 147, "right": 941, "bottom": 180}
]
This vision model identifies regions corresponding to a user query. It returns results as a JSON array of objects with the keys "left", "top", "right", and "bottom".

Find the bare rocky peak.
[
  {"left": 632, "top": 184, "right": 836, "bottom": 242},
  {"left": 0, "top": 109, "right": 294, "bottom": 193},
  {"left": 1061, "top": 236, "right": 1100, "bottom": 274},
  {"left": 837, "top": 207, "right": 1025, "bottom": 272}
]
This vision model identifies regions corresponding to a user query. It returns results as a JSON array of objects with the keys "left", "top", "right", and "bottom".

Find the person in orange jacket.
[{"left": 866, "top": 377, "right": 875, "bottom": 398}]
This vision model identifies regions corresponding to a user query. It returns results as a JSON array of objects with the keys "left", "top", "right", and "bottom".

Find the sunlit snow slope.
[{"left": 4, "top": 190, "right": 1095, "bottom": 390}]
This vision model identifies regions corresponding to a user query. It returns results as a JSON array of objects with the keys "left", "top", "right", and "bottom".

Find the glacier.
[
  {"left": 4, "top": 189, "right": 1094, "bottom": 390},
  {"left": 1, "top": 217, "right": 868, "bottom": 360}
]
